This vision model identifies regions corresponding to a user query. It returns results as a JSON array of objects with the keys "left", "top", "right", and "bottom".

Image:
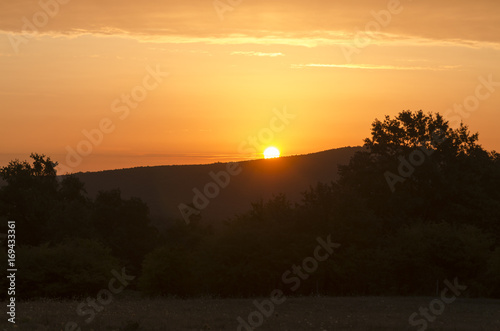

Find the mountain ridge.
[{"left": 74, "top": 146, "right": 363, "bottom": 226}]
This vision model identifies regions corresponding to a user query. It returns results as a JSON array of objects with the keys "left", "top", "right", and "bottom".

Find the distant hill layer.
[{"left": 74, "top": 147, "right": 362, "bottom": 225}]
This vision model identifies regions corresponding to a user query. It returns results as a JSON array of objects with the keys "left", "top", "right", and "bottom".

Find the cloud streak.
[
  {"left": 291, "top": 63, "right": 462, "bottom": 71},
  {"left": 1, "top": 0, "right": 500, "bottom": 49},
  {"left": 3, "top": 28, "right": 499, "bottom": 53},
  {"left": 231, "top": 51, "right": 284, "bottom": 57}
]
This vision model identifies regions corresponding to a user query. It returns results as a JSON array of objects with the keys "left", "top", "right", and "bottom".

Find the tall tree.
[
  {"left": 0, "top": 154, "right": 59, "bottom": 245},
  {"left": 337, "top": 110, "right": 500, "bottom": 233}
]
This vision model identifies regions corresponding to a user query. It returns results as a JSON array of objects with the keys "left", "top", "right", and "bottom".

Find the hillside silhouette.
[
  {"left": 74, "top": 147, "right": 363, "bottom": 226},
  {"left": 1, "top": 110, "right": 499, "bottom": 302}
]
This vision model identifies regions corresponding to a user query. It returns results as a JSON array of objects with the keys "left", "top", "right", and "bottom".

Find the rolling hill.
[{"left": 74, "top": 147, "right": 362, "bottom": 227}]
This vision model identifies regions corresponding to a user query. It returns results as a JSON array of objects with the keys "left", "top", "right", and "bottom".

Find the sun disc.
[{"left": 264, "top": 147, "right": 280, "bottom": 159}]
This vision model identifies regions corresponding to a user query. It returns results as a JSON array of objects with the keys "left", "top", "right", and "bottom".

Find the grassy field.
[{"left": 2, "top": 295, "right": 499, "bottom": 330}]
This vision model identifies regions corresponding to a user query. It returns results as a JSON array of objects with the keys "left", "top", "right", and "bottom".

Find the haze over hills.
[{"left": 74, "top": 147, "right": 363, "bottom": 226}]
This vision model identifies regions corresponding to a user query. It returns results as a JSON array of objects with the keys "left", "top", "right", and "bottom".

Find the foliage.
[
  {"left": 0, "top": 154, "right": 157, "bottom": 298},
  {"left": 0, "top": 239, "right": 119, "bottom": 299},
  {"left": 2, "top": 111, "right": 500, "bottom": 298},
  {"left": 139, "top": 245, "right": 192, "bottom": 297}
]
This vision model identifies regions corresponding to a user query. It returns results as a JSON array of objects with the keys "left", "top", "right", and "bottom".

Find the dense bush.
[
  {"left": 0, "top": 154, "right": 158, "bottom": 278},
  {"left": 1, "top": 239, "right": 119, "bottom": 299},
  {"left": 139, "top": 246, "right": 192, "bottom": 297}
]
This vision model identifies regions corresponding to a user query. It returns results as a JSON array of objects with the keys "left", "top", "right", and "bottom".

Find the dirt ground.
[{"left": 2, "top": 296, "right": 500, "bottom": 330}]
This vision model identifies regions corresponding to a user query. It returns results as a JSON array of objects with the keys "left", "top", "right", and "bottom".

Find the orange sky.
[{"left": 1, "top": 0, "right": 499, "bottom": 173}]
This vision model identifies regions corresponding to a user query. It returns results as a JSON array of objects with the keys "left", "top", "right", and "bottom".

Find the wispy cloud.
[
  {"left": 1, "top": 0, "right": 500, "bottom": 48},
  {"left": 291, "top": 63, "right": 462, "bottom": 71},
  {"left": 231, "top": 51, "right": 284, "bottom": 57},
  {"left": 3, "top": 29, "right": 499, "bottom": 53}
]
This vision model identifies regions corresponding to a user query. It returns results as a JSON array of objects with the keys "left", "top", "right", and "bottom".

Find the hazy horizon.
[{"left": 0, "top": 146, "right": 363, "bottom": 173}]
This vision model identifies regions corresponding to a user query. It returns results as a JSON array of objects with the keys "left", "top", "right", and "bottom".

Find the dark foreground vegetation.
[{"left": 1, "top": 111, "right": 499, "bottom": 308}]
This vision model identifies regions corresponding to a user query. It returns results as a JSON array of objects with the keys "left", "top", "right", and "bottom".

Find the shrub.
[{"left": 13, "top": 239, "right": 120, "bottom": 299}]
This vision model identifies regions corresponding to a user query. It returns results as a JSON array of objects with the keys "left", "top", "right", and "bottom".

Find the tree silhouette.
[
  {"left": 2, "top": 111, "right": 499, "bottom": 299},
  {"left": 338, "top": 110, "right": 500, "bottom": 234},
  {"left": 0, "top": 153, "right": 158, "bottom": 296},
  {"left": 0, "top": 154, "right": 59, "bottom": 245}
]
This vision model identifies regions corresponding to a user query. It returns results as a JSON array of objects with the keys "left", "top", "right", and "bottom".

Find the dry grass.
[{"left": 1, "top": 295, "right": 499, "bottom": 330}]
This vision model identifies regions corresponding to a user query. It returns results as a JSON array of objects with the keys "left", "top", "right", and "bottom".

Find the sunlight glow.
[{"left": 264, "top": 147, "right": 280, "bottom": 159}]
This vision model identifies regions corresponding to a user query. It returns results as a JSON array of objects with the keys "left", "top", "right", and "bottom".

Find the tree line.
[{"left": 1, "top": 110, "right": 499, "bottom": 299}]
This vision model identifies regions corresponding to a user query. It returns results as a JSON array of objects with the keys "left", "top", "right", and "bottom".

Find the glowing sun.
[{"left": 264, "top": 147, "right": 280, "bottom": 159}]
